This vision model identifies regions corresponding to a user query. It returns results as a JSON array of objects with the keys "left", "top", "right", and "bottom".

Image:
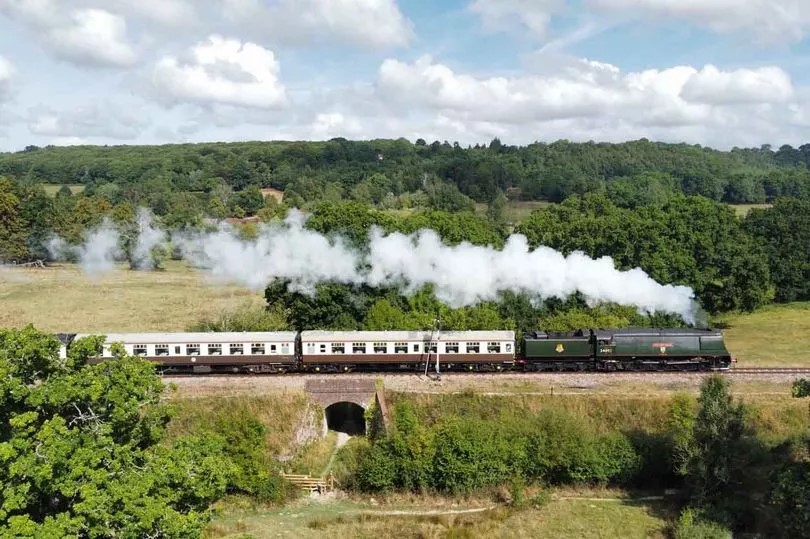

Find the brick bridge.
[{"left": 304, "top": 378, "right": 390, "bottom": 435}]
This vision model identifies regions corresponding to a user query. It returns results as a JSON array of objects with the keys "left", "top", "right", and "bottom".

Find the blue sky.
[{"left": 1, "top": 0, "right": 810, "bottom": 150}]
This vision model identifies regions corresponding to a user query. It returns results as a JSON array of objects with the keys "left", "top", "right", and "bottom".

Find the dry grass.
[
  {"left": 0, "top": 260, "right": 264, "bottom": 332},
  {"left": 204, "top": 489, "right": 672, "bottom": 538},
  {"left": 474, "top": 199, "right": 554, "bottom": 223},
  {"left": 728, "top": 203, "right": 772, "bottom": 216},
  {"left": 165, "top": 394, "right": 310, "bottom": 457},
  {"left": 40, "top": 183, "right": 85, "bottom": 197},
  {"left": 718, "top": 302, "right": 810, "bottom": 367}
]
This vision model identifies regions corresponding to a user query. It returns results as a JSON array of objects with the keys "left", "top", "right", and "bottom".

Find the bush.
[
  {"left": 356, "top": 443, "right": 398, "bottom": 491},
  {"left": 672, "top": 508, "right": 732, "bottom": 539}
]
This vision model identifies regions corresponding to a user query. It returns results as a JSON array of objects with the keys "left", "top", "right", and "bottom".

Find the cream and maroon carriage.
[
  {"left": 299, "top": 330, "right": 515, "bottom": 372},
  {"left": 73, "top": 331, "right": 298, "bottom": 373}
]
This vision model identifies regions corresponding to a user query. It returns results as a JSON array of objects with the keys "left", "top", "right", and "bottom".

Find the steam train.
[{"left": 57, "top": 327, "right": 733, "bottom": 374}]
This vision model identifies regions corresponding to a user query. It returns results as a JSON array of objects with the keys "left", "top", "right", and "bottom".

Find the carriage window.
[
  {"left": 208, "top": 344, "right": 222, "bottom": 355},
  {"left": 373, "top": 342, "right": 387, "bottom": 353},
  {"left": 425, "top": 342, "right": 437, "bottom": 353},
  {"left": 187, "top": 344, "right": 200, "bottom": 355},
  {"left": 251, "top": 343, "right": 265, "bottom": 354},
  {"left": 306, "top": 343, "right": 315, "bottom": 354},
  {"left": 352, "top": 342, "right": 366, "bottom": 354},
  {"left": 133, "top": 344, "right": 147, "bottom": 357},
  {"left": 271, "top": 344, "right": 277, "bottom": 353},
  {"left": 506, "top": 343, "right": 512, "bottom": 353},
  {"left": 332, "top": 343, "right": 345, "bottom": 354},
  {"left": 320, "top": 344, "right": 326, "bottom": 353},
  {"left": 394, "top": 342, "right": 408, "bottom": 353},
  {"left": 413, "top": 344, "right": 420, "bottom": 352},
  {"left": 155, "top": 345, "right": 169, "bottom": 356},
  {"left": 466, "top": 343, "right": 480, "bottom": 353},
  {"left": 230, "top": 344, "right": 244, "bottom": 355},
  {"left": 445, "top": 342, "right": 459, "bottom": 353},
  {"left": 174, "top": 346, "right": 181, "bottom": 355},
  {"left": 487, "top": 342, "right": 501, "bottom": 353},
  {"left": 281, "top": 344, "right": 289, "bottom": 354}
]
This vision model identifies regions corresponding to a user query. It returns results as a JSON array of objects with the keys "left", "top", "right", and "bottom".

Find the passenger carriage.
[
  {"left": 299, "top": 330, "right": 516, "bottom": 372},
  {"left": 73, "top": 331, "right": 298, "bottom": 373}
]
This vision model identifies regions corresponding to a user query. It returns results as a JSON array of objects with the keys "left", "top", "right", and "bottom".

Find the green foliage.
[
  {"left": 793, "top": 379, "right": 810, "bottom": 399},
  {"left": 355, "top": 404, "right": 642, "bottom": 494},
  {"left": 672, "top": 508, "right": 732, "bottom": 539},
  {"left": 769, "top": 459, "right": 810, "bottom": 538},
  {"left": 0, "top": 327, "right": 234, "bottom": 537},
  {"left": 517, "top": 194, "right": 772, "bottom": 313},
  {"left": 684, "top": 376, "right": 750, "bottom": 524},
  {"left": 746, "top": 198, "right": 810, "bottom": 302},
  {"left": 190, "top": 305, "right": 290, "bottom": 332},
  {"left": 0, "top": 177, "right": 29, "bottom": 262}
]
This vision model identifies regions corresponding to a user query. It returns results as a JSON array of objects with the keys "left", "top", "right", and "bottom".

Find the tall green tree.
[
  {"left": 0, "top": 327, "right": 233, "bottom": 538},
  {"left": 0, "top": 177, "right": 28, "bottom": 262}
]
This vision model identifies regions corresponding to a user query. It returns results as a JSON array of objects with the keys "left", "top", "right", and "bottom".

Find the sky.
[{"left": 2, "top": 0, "right": 810, "bottom": 151}]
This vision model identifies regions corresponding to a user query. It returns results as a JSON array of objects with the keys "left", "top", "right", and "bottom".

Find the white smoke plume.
[
  {"left": 76, "top": 218, "right": 122, "bottom": 275},
  {"left": 173, "top": 210, "right": 361, "bottom": 292},
  {"left": 130, "top": 208, "right": 167, "bottom": 270},
  {"left": 173, "top": 211, "right": 699, "bottom": 322},
  {"left": 45, "top": 219, "right": 122, "bottom": 275},
  {"left": 368, "top": 229, "right": 696, "bottom": 322},
  {"left": 45, "top": 235, "right": 70, "bottom": 261}
]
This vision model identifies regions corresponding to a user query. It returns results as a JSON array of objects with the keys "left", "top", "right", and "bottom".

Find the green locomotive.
[{"left": 523, "top": 328, "right": 733, "bottom": 371}]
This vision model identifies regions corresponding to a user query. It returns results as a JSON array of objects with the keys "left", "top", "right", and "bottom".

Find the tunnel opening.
[{"left": 325, "top": 401, "right": 366, "bottom": 436}]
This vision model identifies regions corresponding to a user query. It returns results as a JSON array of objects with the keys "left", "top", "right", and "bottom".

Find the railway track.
[
  {"left": 161, "top": 367, "right": 810, "bottom": 379},
  {"left": 725, "top": 367, "right": 810, "bottom": 375}
]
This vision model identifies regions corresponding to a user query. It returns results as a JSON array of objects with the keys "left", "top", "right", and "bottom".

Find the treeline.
[
  {"left": 338, "top": 377, "right": 810, "bottom": 537},
  {"left": 2, "top": 139, "right": 810, "bottom": 212},
  {"left": 259, "top": 196, "right": 808, "bottom": 332}
]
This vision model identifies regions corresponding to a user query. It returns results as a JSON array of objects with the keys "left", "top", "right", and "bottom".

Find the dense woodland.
[{"left": 1, "top": 138, "right": 809, "bottom": 330}]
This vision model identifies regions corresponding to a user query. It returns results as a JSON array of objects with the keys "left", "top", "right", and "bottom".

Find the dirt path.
[
  {"left": 320, "top": 432, "right": 350, "bottom": 477},
  {"left": 357, "top": 506, "right": 496, "bottom": 516}
]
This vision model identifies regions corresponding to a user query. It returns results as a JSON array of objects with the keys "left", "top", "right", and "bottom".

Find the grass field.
[
  {"left": 0, "top": 260, "right": 264, "bottom": 332},
  {"left": 205, "top": 490, "right": 673, "bottom": 538},
  {"left": 474, "top": 199, "right": 554, "bottom": 223},
  {"left": 40, "top": 183, "right": 85, "bottom": 196},
  {"left": 718, "top": 302, "right": 810, "bottom": 367},
  {"left": 728, "top": 203, "right": 772, "bottom": 216}
]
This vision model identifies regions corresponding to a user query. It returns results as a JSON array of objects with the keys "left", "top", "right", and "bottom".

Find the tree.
[
  {"left": 684, "top": 376, "right": 749, "bottom": 524},
  {"left": 0, "top": 177, "right": 28, "bottom": 261},
  {"left": 745, "top": 199, "right": 810, "bottom": 302},
  {"left": 0, "top": 327, "right": 233, "bottom": 537}
]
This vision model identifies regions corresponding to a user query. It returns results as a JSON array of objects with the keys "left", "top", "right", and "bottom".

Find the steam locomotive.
[{"left": 57, "top": 327, "right": 733, "bottom": 374}]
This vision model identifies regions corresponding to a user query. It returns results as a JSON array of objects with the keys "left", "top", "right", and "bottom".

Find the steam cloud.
[
  {"left": 43, "top": 208, "right": 700, "bottom": 322},
  {"left": 46, "top": 218, "right": 122, "bottom": 275},
  {"left": 174, "top": 210, "right": 698, "bottom": 323},
  {"left": 130, "top": 208, "right": 167, "bottom": 270}
]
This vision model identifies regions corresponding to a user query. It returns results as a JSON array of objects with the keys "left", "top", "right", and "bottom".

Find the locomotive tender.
[{"left": 57, "top": 327, "right": 732, "bottom": 373}]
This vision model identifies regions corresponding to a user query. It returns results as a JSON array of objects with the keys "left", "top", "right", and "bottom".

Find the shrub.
[{"left": 672, "top": 508, "right": 732, "bottom": 539}]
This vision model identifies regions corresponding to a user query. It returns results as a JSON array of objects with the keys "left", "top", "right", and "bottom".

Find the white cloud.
[
  {"left": 0, "top": 54, "right": 13, "bottom": 96},
  {"left": 372, "top": 55, "right": 801, "bottom": 146},
  {"left": 109, "top": 0, "right": 195, "bottom": 26},
  {"left": 590, "top": 0, "right": 810, "bottom": 44},
  {"left": 469, "top": 0, "right": 563, "bottom": 38},
  {"left": 46, "top": 9, "right": 137, "bottom": 67},
  {"left": 152, "top": 35, "right": 287, "bottom": 109},
  {"left": 222, "top": 0, "right": 413, "bottom": 47},
  {"left": 0, "top": 2, "right": 137, "bottom": 67},
  {"left": 681, "top": 65, "right": 793, "bottom": 105},
  {"left": 28, "top": 101, "right": 148, "bottom": 140}
]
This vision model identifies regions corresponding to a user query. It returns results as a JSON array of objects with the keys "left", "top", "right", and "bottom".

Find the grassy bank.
[{"left": 718, "top": 302, "right": 810, "bottom": 367}]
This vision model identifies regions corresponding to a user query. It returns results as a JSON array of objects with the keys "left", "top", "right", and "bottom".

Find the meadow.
[{"left": 0, "top": 260, "right": 264, "bottom": 332}]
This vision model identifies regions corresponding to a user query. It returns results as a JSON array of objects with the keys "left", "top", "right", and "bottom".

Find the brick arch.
[{"left": 304, "top": 378, "right": 376, "bottom": 409}]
